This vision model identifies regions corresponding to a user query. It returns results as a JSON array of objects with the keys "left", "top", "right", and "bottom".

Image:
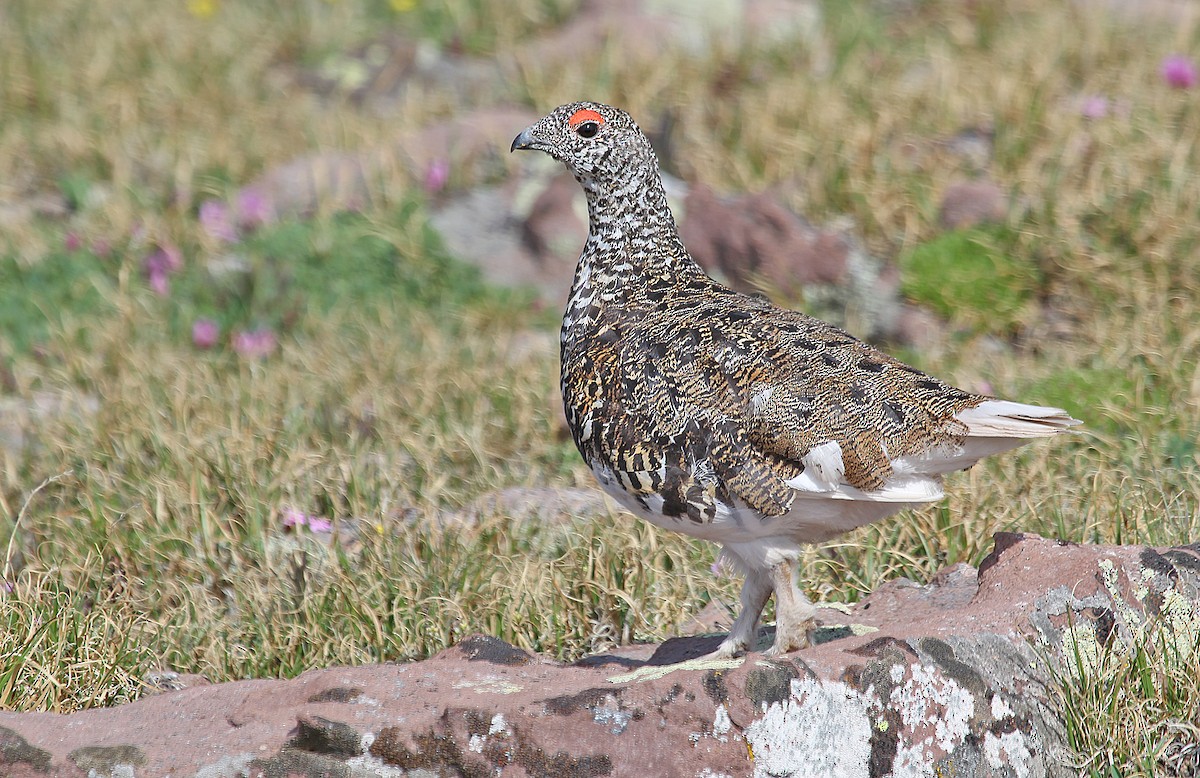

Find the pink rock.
[
  {"left": 1, "top": 534, "right": 1194, "bottom": 776},
  {"left": 680, "top": 184, "right": 850, "bottom": 298},
  {"left": 937, "top": 178, "right": 1008, "bottom": 229}
]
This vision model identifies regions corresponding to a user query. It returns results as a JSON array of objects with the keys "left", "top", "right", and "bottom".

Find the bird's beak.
[{"left": 510, "top": 127, "right": 537, "bottom": 153}]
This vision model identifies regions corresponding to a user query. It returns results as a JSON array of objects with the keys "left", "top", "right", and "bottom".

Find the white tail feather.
[{"left": 954, "top": 400, "right": 1081, "bottom": 438}]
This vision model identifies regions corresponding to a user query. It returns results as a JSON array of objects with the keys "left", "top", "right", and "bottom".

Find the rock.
[
  {"left": 679, "top": 185, "right": 903, "bottom": 340},
  {"left": 0, "top": 391, "right": 100, "bottom": 459},
  {"left": 520, "top": 0, "right": 820, "bottom": 72},
  {"left": 890, "top": 125, "right": 994, "bottom": 175},
  {"left": 0, "top": 727, "right": 52, "bottom": 773},
  {"left": 938, "top": 178, "right": 1008, "bottom": 230},
  {"left": 428, "top": 179, "right": 574, "bottom": 300},
  {"left": 0, "top": 192, "right": 70, "bottom": 229},
  {"left": 432, "top": 170, "right": 909, "bottom": 342},
  {"left": 237, "top": 108, "right": 538, "bottom": 223},
  {"left": 1, "top": 534, "right": 1198, "bottom": 776}
]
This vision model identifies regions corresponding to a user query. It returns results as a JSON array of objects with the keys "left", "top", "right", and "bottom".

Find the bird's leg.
[
  {"left": 764, "top": 559, "right": 817, "bottom": 657},
  {"left": 709, "top": 569, "right": 772, "bottom": 659}
]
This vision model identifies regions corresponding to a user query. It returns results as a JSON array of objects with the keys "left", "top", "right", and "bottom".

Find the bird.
[{"left": 510, "top": 101, "right": 1079, "bottom": 658}]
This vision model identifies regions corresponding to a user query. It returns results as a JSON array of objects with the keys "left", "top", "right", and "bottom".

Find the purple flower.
[
  {"left": 91, "top": 239, "right": 111, "bottom": 258},
  {"left": 65, "top": 232, "right": 82, "bottom": 252},
  {"left": 236, "top": 187, "right": 273, "bottom": 230},
  {"left": 1161, "top": 55, "right": 1198, "bottom": 89},
  {"left": 192, "top": 318, "right": 220, "bottom": 349},
  {"left": 1080, "top": 95, "right": 1110, "bottom": 119},
  {"left": 142, "top": 243, "right": 183, "bottom": 296},
  {"left": 423, "top": 159, "right": 450, "bottom": 194},
  {"left": 145, "top": 243, "right": 182, "bottom": 272},
  {"left": 148, "top": 270, "right": 170, "bottom": 296},
  {"left": 199, "top": 199, "right": 237, "bottom": 243},
  {"left": 281, "top": 508, "right": 331, "bottom": 533},
  {"left": 232, "top": 327, "right": 277, "bottom": 359}
]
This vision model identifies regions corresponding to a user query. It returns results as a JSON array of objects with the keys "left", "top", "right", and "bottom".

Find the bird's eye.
[{"left": 576, "top": 121, "right": 600, "bottom": 139}]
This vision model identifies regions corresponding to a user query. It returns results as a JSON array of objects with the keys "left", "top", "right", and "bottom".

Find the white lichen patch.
[
  {"left": 592, "top": 693, "right": 632, "bottom": 735},
  {"left": 712, "top": 703, "right": 732, "bottom": 742},
  {"left": 990, "top": 693, "right": 1014, "bottom": 719},
  {"left": 889, "top": 663, "right": 975, "bottom": 775},
  {"left": 983, "top": 730, "right": 1034, "bottom": 778},
  {"left": 606, "top": 656, "right": 743, "bottom": 684},
  {"left": 466, "top": 713, "right": 512, "bottom": 756},
  {"left": 344, "top": 753, "right": 410, "bottom": 778},
  {"left": 745, "top": 676, "right": 873, "bottom": 778}
]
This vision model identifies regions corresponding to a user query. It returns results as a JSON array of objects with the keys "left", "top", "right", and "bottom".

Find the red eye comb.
[{"left": 568, "top": 108, "right": 605, "bottom": 128}]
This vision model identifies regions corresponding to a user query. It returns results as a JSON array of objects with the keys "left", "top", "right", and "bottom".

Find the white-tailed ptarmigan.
[{"left": 511, "top": 101, "right": 1080, "bottom": 658}]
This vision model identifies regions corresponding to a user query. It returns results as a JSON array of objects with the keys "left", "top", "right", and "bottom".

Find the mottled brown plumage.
[{"left": 512, "top": 101, "right": 1079, "bottom": 657}]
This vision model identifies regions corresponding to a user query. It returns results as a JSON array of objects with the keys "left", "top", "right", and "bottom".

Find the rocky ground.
[{"left": 3, "top": 533, "right": 1197, "bottom": 777}]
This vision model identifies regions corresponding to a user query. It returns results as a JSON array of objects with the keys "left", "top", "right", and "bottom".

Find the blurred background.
[{"left": 1, "top": 0, "right": 1198, "bottom": 766}]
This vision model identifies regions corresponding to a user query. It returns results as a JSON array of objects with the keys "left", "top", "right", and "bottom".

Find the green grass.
[
  {"left": 900, "top": 226, "right": 1040, "bottom": 334},
  {"left": 1, "top": 0, "right": 1199, "bottom": 766}
]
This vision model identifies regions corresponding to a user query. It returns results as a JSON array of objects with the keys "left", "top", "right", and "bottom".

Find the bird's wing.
[{"left": 727, "top": 308, "right": 1079, "bottom": 496}]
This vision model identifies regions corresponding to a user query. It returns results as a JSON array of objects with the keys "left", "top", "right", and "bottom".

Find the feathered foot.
[
  {"left": 764, "top": 559, "right": 816, "bottom": 657},
  {"left": 708, "top": 569, "right": 771, "bottom": 659}
]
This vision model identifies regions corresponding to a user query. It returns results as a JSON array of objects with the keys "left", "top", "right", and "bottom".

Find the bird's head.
[{"left": 511, "top": 102, "right": 658, "bottom": 192}]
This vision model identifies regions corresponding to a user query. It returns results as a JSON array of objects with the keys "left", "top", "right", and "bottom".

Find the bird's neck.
[
  {"left": 564, "top": 167, "right": 697, "bottom": 326},
  {"left": 580, "top": 165, "right": 680, "bottom": 250}
]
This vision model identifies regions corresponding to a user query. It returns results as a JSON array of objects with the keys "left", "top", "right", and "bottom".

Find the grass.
[
  {"left": 900, "top": 225, "right": 1041, "bottom": 334},
  {"left": 1050, "top": 605, "right": 1200, "bottom": 776},
  {"left": 0, "top": 0, "right": 1198, "bottom": 767}
]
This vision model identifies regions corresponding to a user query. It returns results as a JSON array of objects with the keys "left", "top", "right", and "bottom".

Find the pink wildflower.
[
  {"left": 232, "top": 328, "right": 277, "bottom": 359},
  {"left": 236, "top": 187, "right": 273, "bottom": 230},
  {"left": 91, "top": 239, "right": 112, "bottom": 258},
  {"left": 423, "top": 159, "right": 450, "bottom": 194},
  {"left": 192, "top": 318, "right": 220, "bottom": 349},
  {"left": 1161, "top": 55, "right": 1198, "bottom": 89},
  {"left": 199, "top": 199, "right": 237, "bottom": 243},
  {"left": 1079, "top": 95, "right": 1109, "bottom": 119},
  {"left": 281, "top": 508, "right": 332, "bottom": 533},
  {"left": 148, "top": 270, "right": 170, "bottom": 296},
  {"left": 142, "top": 243, "right": 183, "bottom": 297},
  {"left": 65, "top": 232, "right": 82, "bottom": 252}
]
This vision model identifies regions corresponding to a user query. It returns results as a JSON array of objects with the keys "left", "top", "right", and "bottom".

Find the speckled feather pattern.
[
  {"left": 513, "top": 101, "right": 1078, "bottom": 656},
  {"left": 519, "top": 103, "right": 984, "bottom": 522}
]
